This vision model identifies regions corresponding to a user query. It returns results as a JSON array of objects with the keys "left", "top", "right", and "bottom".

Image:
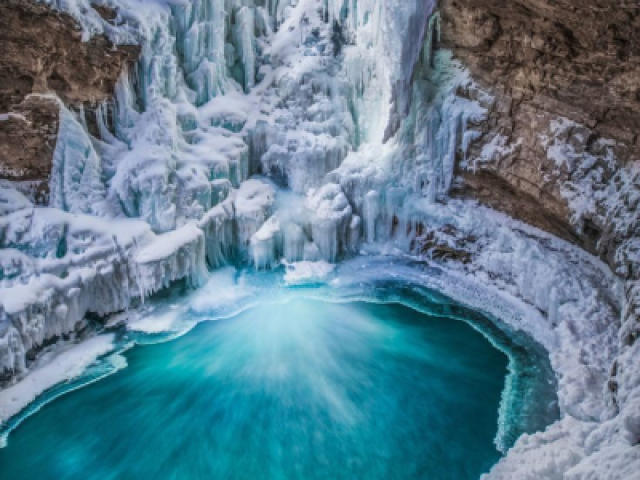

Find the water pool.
[{"left": 0, "top": 298, "right": 512, "bottom": 479}]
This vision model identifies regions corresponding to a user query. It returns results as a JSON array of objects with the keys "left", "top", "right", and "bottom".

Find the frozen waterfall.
[{"left": 1, "top": 0, "right": 482, "bottom": 380}]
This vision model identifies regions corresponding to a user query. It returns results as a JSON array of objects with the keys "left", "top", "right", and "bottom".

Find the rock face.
[
  {"left": 440, "top": 0, "right": 640, "bottom": 254},
  {"left": 438, "top": 0, "right": 639, "bottom": 361},
  {"left": 0, "top": 0, "right": 139, "bottom": 198},
  {"left": 0, "top": 97, "right": 59, "bottom": 202}
]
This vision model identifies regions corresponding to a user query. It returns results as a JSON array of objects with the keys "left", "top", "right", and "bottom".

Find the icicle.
[
  {"left": 200, "top": 199, "right": 236, "bottom": 268},
  {"left": 234, "top": 179, "right": 276, "bottom": 262},
  {"left": 363, "top": 190, "right": 380, "bottom": 243},
  {"left": 49, "top": 106, "right": 106, "bottom": 215},
  {"left": 421, "top": 11, "right": 441, "bottom": 71},
  {"left": 283, "top": 222, "right": 306, "bottom": 262},
  {"left": 348, "top": 215, "right": 361, "bottom": 252},
  {"left": 233, "top": 6, "right": 257, "bottom": 92}
]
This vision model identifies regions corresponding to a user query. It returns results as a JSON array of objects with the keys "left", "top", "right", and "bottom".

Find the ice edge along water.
[
  {"left": 0, "top": 259, "right": 559, "bottom": 459},
  {"left": 0, "top": 1, "right": 639, "bottom": 479}
]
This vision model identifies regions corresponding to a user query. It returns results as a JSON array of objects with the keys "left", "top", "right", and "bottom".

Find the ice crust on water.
[
  {"left": 283, "top": 260, "right": 335, "bottom": 285},
  {"left": 1, "top": 1, "right": 639, "bottom": 478},
  {"left": 0, "top": 335, "right": 117, "bottom": 427},
  {"left": 0, "top": 206, "right": 208, "bottom": 376}
]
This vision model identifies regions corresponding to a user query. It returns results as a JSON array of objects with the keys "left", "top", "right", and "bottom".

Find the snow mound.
[{"left": 284, "top": 261, "right": 336, "bottom": 286}]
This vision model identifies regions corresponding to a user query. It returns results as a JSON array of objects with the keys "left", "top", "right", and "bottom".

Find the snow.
[
  {"left": 134, "top": 222, "right": 203, "bottom": 264},
  {"left": 189, "top": 266, "right": 255, "bottom": 315},
  {"left": 0, "top": 113, "right": 28, "bottom": 123},
  {"left": 283, "top": 261, "right": 335, "bottom": 285},
  {"left": 0, "top": 183, "right": 32, "bottom": 216},
  {"left": 127, "top": 308, "right": 180, "bottom": 334},
  {"left": 0, "top": 334, "right": 116, "bottom": 426}
]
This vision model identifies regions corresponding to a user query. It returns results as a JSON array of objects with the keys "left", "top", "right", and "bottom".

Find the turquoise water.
[{"left": 0, "top": 299, "right": 510, "bottom": 480}]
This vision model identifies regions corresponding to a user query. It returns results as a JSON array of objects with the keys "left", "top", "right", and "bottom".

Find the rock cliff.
[
  {"left": 441, "top": 0, "right": 639, "bottom": 257},
  {"left": 0, "top": 0, "right": 139, "bottom": 198},
  {"left": 435, "top": 5, "right": 640, "bottom": 475}
]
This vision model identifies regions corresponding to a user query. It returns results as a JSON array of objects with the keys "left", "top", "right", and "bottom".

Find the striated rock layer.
[
  {"left": 441, "top": 0, "right": 640, "bottom": 256},
  {"left": 440, "top": 0, "right": 640, "bottom": 373}
]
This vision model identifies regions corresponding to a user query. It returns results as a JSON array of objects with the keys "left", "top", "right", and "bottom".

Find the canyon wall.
[
  {"left": 431, "top": 3, "right": 640, "bottom": 476},
  {"left": 0, "top": 0, "right": 138, "bottom": 199},
  {"left": 441, "top": 0, "right": 639, "bottom": 261},
  {"left": 439, "top": 0, "right": 640, "bottom": 349}
]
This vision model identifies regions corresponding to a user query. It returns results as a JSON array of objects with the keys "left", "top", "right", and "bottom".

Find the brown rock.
[
  {"left": 0, "top": 0, "right": 140, "bottom": 200},
  {"left": 0, "top": 96, "right": 61, "bottom": 202},
  {"left": 0, "top": 0, "right": 139, "bottom": 111},
  {"left": 440, "top": 0, "right": 640, "bottom": 257}
]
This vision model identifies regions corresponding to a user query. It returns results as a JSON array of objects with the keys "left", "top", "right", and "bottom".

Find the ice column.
[
  {"left": 232, "top": 6, "right": 257, "bottom": 91},
  {"left": 234, "top": 179, "right": 276, "bottom": 262},
  {"left": 306, "top": 183, "right": 353, "bottom": 262},
  {"left": 250, "top": 216, "right": 282, "bottom": 269},
  {"left": 172, "top": 0, "right": 230, "bottom": 105},
  {"left": 49, "top": 106, "right": 106, "bottom": 216}
]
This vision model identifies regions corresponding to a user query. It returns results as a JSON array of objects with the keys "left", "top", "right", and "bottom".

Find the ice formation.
[
  {"left": 1, "top": 0, "right": 639, "bottom": 478},
  {"left": 0, "top": 334, "right": 118, "bottom": 426}
]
